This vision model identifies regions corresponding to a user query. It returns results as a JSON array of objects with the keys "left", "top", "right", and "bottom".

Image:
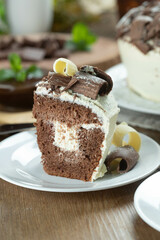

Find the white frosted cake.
[
  {"left": 33, "top": 59, "right": 119, "bottom": 181},
  {"left": 117, "top": 1, "right": 160, "bottom": 102}
]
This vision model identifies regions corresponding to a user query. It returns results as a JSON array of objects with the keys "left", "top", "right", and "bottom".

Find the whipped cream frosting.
[{"left": 118, "top": 39, "right": 160, "bottom": 102}]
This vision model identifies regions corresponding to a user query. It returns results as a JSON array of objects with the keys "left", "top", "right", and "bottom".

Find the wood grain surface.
[
  {"left": 0, "top": 126, "right": 160, "bottom": 240},
  {"left": 0, "top": 35, "right": 160, "bottom": 240}
]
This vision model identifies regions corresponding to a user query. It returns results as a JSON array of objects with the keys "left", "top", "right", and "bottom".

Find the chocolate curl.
[
  {"left": 80, "top": 66, "right": 113, "bottom": 94},
  {"left": 47, "top": 67, "right": 113, "bottom": 99},
  {"left": 146, "top": 13, "right": 160, "bottom": 40},
  {"left": 70, "top": 72, "right": 109, "bottom": 100},
  {"left": 105, "top": 145, "right": 139, "bottom": 174},
  {"left": 47, "top": 73, "right": 71, "bottom": 94},
  {"left": 133, "top": 40, "right": 151, "bottom": 54},
  {"left": 61, "top": 77, "right": 79, "bottom": 92},
  {"left": 49, "top": 73, "right": 71, "bottom": 87},
  {"left": 130, "top": 16, "right": 152, "bottom": 41}
]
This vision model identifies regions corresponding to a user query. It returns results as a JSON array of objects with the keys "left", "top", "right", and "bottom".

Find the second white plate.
[
  {"left": 134, "top": 172, "right": 160, "bottom": 232},
  {"left": 106, "top": 63, "right": 160, "bottom": 115},
  {"left": 0, "top": 130, "right": 160, "bottom": 192}
]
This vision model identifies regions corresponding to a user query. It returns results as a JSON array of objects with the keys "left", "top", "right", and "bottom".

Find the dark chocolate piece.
[
  {"left": 130, "top": 16, "right": 152, "bottom": 41},
  {"left": 70, "top": 72, "right": 109, "bottom": 99},
  {"left": 105, "top": 145, "right": 139, "bottom": 174},
  {"left": 45, "top": 41, "right": 59, "bottom": 57},
  {"left": 0, "top": 37, "right": 15, "bottom": 50},
  {"left": 21, "top": 37, "right": 43, "bottom": 48},
  {"left": 46, "top": 65, "right": 113, "bottom": 99},
  {"left": 146, "top": 13, "right": 160, "bottom": 40},
  {"left": 133, "top": 40, "right": 152, "bottom": 54},
  {"left": 48, "top": 73, "right": 71, "bottom": 93},
  {"left": 0, "top": 35, "right": 67, "bottom": 60},
  {"left": 117, "top": 1, "right": 160, "bottom": 54}
]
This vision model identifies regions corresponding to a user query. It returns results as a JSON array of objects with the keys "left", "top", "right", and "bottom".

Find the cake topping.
[
  {"left": 105, "top": 145, "right": 139, "bottom": 174},
  {"left": 117, "top": 1, "right": 160, "bottom": 54},
  {"left": 112, "top": 122, "right": 141, "bottom": 152},
  {"left": 47, "top": 58, "right": 113, "bottom": 99},
  {"left": 53, "top": 58, "right": 78, "bottom": 76}
]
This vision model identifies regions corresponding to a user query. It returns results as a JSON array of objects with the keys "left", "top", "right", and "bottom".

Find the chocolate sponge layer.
[
  {"left": 33, "top": 94, "right": 104, "bottom": 181},
  {"left": 33, "top": 94, "right": 101, "bottom": 126}
]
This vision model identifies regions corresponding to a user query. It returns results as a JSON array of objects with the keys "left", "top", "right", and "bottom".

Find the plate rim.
[
  {"left": 106, "top": 63, "right": 160, "bottom": 115},
  {"left": 0, "top": 131, "right": 160, "bottom": 192},
  {"left": 134, "top": 172, "right": 160, "bottom": 232}
]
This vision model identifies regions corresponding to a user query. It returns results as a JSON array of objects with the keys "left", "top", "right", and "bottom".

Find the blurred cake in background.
[{"left": 117, "top": 1, "right": 160, "bottom": 102}]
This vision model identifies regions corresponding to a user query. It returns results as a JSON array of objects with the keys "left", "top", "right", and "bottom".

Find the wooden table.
[
  {"left": 0, "top": 127, "right": 160, "bottom": 240},
  {"left": 0, "top": 38, "right": 160, "bottom": 240}
]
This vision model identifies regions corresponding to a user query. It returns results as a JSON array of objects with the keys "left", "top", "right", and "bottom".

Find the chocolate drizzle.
[
  {"left": 117, "top": 1, "right": 160, "bottom": 54},
  {"left": 45, "top": 65, "right": 113, "bottom": 99}
]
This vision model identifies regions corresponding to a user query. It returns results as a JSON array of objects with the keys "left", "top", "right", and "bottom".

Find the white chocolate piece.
[
  {"left": 112, "top": 122, "right": 141, "bottom": 152},
  {"left": 53, "top": 58, "right": 78, "bottom": 76}
]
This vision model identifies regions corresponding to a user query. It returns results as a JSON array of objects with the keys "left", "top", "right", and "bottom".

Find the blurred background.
[
  {"left": 0, "top": 0, "right": 153, "bottom": 112},
  {"left": 1, "top": 0, "right": 150, "bottom": 39}
]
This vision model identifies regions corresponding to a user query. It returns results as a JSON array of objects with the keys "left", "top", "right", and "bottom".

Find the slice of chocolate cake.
[{"left": 33, "top": 58, "right": 119, "bottom": 181}]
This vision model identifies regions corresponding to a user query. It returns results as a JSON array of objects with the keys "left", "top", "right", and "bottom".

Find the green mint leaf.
[
  {"left": 16, "top": 70, "right": 27, "bottom": 82},
  {"left": 26, "top": 65, "right": 43, "bottom": 79},
  {"left": 0, "top": 69, "right": 15, "bottom": 81},
  {"left": 9, "top": 53, "right": 22, "bottom": 72},
  {"left": 67, "top": 22, "right": 97, "bottom": 51},
  {"left": 0, "top": 0, "right": 6, "bottom": 22},
  {"left": 85, "top": 33, "right": 97, "bottom": 45}
]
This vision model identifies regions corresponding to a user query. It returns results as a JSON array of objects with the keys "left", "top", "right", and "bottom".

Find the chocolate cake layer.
[
  {"left": 33, "top": 94, "right": 101, "bottom": 126},
  {"left": 35, "top": 115, "right": 104, "bottom": 181}
]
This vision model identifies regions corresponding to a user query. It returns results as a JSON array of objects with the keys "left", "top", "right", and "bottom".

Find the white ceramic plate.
[
  {"left": 106, "top": 63, "right": 160, "bottom": 115},
  {"left": 0, "top": 130, "right": 160, "bottom": 192},
  {"left": 134, "top": 172, "right": 160, "bottom": 232}
]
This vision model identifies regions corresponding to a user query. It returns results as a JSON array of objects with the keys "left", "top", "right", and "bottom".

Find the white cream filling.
[
  {"left": 35, "top": 86, "right": 119, "bottom": 181},
  {"left": 118, "top": 39, "right": 160, "bottom": 102},
  {"left": 54, "top": 121, "right": 79, "bottom": 152}
]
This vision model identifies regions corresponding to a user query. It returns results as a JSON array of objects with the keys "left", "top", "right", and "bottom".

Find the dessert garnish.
[
  {"left": 105, "top": 145, "right": 139, "bottom": 174},
  {"left": 50, "top": 58, "right": 112, "bottom": 99},
  {"left": 116, "top": 1, "right": 160, "bottom": 54},
  {"left": 53, "top": 58, "right": 78, "bottom": 76},
  {"left": 105, "top": 122, "right": 141, "bottom": 174},
  {"left": 0, "top": 53, "right": 43, "bottom": 82},
  {"left": 112, "top": 122, "right": 141, "bottom": 152},
  {"left": 65, "top": 22, "right": 97, "bottom": 51}
]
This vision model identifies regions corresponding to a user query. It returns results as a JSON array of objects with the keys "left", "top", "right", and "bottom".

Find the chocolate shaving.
[
  {"left": 70, "top": 73, "right": 108, "bottom": 99},
  {"left": 46, "top": 65, "right": 113, "bottom": 99},
  {"left": 105, "top": 145, "right": 139, "bottom": 174},
  {"left": 117, "top": 1, "right": 160, "bottom": 54},
  {"left": 61, "top": 77, "right": 79, "bottom": 92},
  {"left": 130, "top": 16, "right": 152, "bottom": 41},
  {"left": 49, "top": 73, "right": 71, "bottom": 87},
  {"left": 133, "top": 40, "right": 152, "bottom": 54},
  {"left": 80, "top": 65, "right": 113, "bottom": 94}
]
